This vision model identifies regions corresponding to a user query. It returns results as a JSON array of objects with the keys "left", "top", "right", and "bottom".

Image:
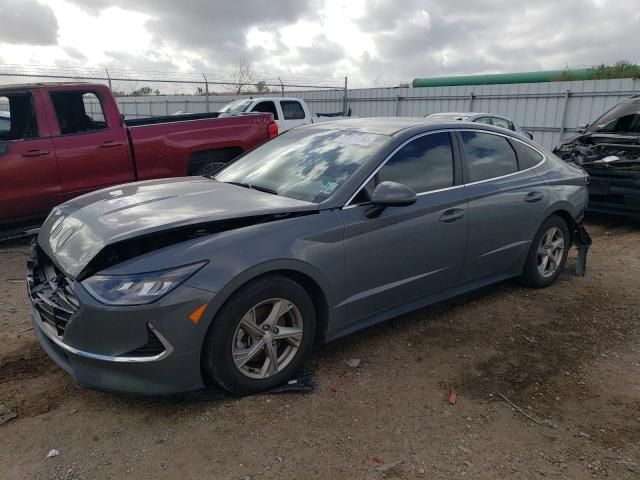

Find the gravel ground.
[{"left": 0, "top": 215, "right": 639, "bottom": 480}]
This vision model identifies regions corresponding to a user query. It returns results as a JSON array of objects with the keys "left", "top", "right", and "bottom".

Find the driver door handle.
[
  {"left": 439, "top": 208, "right": 465, "bottom": 223},
  {"left": 21, "top": 149, "right": 50, "bottom": 157},
  {"left": 100, "top": 140, "right": 124, "bottom": 148}
]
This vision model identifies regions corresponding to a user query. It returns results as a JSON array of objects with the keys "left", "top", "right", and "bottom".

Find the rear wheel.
[
  {"left": 202, "top": 275, "right": 316, "bottom": 395},
  {"left": 520, "top": 215, "right": 570, "bottom": 288}
]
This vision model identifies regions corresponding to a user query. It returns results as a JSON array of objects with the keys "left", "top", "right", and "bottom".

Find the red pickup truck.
[{"left": 0, "top": 82, "right": 277, "bottom": 230}]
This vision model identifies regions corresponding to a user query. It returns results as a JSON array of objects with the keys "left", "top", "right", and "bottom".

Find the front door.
[
  {"left": 341, "top": 131, "right": 468, "bottom": 324},
  {"left": 0, "top": 90, "right": 59, "bottom": 225}
]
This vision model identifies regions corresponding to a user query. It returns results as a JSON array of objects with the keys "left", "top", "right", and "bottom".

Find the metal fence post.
[
  {"left": 278, "top": 77, "right": 284, "bottom": 97},
  {"left": 105, "top": 68, "right": 112, "bottom": 90},
  {"left": 395, "top": 95, "right": 401, "bottom": 116},
  {"left": 134, "top": 100, "right": 138, "bottom": 118},
  {"left": 468, "top": 92, "right": 475, "bottom": 111},
  {"left": 203, "top": 74, "right": 210, "bottom": 113},
  {"left": 559, "top": 89, "right": 571, "bottom": 137},
  {"left": 343, "top": 76, "right": 348, "bottom": 114},
  {"left": 165, "top": 99, "right": 169, "bottom": 116}
]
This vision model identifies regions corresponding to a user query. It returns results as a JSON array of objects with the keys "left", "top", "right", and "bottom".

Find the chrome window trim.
[{"left": 343, "top": 128, "right": 546, "bottom": 209}]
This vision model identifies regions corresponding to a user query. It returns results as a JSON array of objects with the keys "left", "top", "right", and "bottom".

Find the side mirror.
[
  {"left": 576, "top": 123, "right": 588, "bottom": 134},
  {"left": 524, "top": 131, "right": 534, "bottom": 140},
  {"left": 366, "top": 181, "right": 416, "bottom": 218}
]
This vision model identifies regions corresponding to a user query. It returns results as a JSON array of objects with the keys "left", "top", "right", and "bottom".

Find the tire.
[
  {"left": 520, "top": 215, "right": 571, "bottom": 288},
  {"left": 202, "top": 275, "right": 316, "bottom": 395}
]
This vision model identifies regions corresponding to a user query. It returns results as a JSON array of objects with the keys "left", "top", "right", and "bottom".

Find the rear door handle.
[
  {"left": 439, "top": 208, "right": 465, "bottom": 223},
  {"left": 21, "top": 149, "right": 50, "bottom": 157},
  {"left": 100, "top": 141, "right": 124, "bottom": 148},
  {"left": 524, "top": 191, "right": 544, "bottom": 203}
]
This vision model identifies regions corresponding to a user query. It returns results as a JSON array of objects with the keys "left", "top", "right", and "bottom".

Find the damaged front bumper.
[{"left": 28, "top": 243, "right": 217, "bottom": 395}]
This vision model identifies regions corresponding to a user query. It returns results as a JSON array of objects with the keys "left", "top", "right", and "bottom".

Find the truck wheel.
[
  {"left": 520, "top": 215, "right": 570, "bottom": 288},
  {"left": 202, "top": 275, "right": 316, "bottom": 395}
]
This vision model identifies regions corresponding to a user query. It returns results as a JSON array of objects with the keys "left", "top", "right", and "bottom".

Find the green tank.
[{"left": 412, "top": 69, "right": 591, "bottom": 88}]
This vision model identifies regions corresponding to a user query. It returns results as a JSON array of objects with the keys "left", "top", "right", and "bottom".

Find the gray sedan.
[
  {"left": 425, "top": 112, "right": 533, "bottom": 139},
  {"left": 29, "top": 118, "right": 589, "bottom": 395}
]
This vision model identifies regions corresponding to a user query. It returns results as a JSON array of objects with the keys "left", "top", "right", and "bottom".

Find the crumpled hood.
[{"left": 38, "top": 177, "right": 317, "bottom": 278}]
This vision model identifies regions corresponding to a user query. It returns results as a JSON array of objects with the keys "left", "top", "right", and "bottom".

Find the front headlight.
[{"left": 82, "top": 261, "right": 207, "bottom": 306}]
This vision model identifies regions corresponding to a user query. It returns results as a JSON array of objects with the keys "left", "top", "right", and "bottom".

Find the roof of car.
[{"left": 308, "top": 116, "right": 460, "bottom": 135}]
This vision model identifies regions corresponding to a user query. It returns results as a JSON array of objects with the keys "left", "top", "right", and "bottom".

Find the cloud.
[
  {"left": 65, "top": 0, "right": 315, "bottom": 66},
  {"left": 0, "top": 0, "right": 59, "bottom": 45}
]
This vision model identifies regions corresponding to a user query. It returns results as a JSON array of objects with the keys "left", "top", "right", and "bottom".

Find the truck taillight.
[{"left": 268, "top": 121, "right": 279, "bottom": 138}]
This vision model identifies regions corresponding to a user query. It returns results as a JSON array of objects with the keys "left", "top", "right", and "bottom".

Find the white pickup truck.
[{"left": 218, "top": 97, "right": 349, "bottom": 133}]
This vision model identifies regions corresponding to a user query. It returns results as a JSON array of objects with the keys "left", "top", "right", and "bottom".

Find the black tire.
[
  {"left": 520, "top": 215, "right": 571, "bottom": 288},
  {"left": 202, "top": 275, "right": 316, "bottom": 395}
]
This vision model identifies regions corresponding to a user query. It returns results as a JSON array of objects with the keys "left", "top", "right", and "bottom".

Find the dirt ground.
[{"left": 1, "top": 215, "right": 639, "bottom": 480}]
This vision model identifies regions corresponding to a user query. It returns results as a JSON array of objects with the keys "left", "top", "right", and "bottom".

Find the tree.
[
  {"left": 130, "top": 86, "right": 157, "bottom": 96},
  {"left": 230, "top": 58, "right": 254, "bottom": 94},
  {"left": 398, "top": 82, "right": 410, "bottom": 88},
  {"left": 255, "top": 80, "right": 269, "bottom": 93}
]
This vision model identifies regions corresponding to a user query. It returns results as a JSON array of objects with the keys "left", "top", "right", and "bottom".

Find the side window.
[
  {"left": 0, "top": 93, "right": 39, "bottom": 141},
  {"left": 460, "top": 131, "right": 518, "bottom": 182},
  {"left": 474, "top": 116, "right": 492, "bottom": 125},
  {"left": 378, "top": 132, "right": 454, "bottom": 193},
  {"left": 511, "top": 140, "right": 544, "bottom": 170},
  {"left": 491, "top": 117, "right": 511, "bottom": 130},
  {"left": 50, "top": 91, "right": 107, "bottom": 135},
  {"left": 281, "top": 101, "right": 305, "bottom": 120},
  {"left": 252, "top": 101, "right": 279, "bottom": 120}
]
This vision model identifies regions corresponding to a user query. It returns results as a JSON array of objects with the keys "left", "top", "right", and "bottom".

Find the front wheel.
[
  {"left": 520, "top": 215, "right": 570, "bottom": 288},
  {"left": 202, "top": 275, "right": 316, "bottom": 395}
]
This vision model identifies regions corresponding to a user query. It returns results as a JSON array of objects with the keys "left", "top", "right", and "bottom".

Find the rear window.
[
  {"left": 0, "top": 93, "right": 38, "bottom": 141},
  {"left": 511, "top": 140, "right": 543, "bottom": 170},
  {"left": 461, "top": 131, "right": 518, "bottom": 182},
  {"left": 50, "top": 91, "right": 107, "bottom": 135}
]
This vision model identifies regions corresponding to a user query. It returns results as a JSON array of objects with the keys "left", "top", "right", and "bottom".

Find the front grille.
[{"left": 27, "top": 243, "right": 79, "bottom": 337}]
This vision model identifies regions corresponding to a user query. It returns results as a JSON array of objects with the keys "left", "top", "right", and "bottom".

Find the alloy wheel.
[
  {"left": 231, "top": 298, "right": 303, "bottom": 379},
  {"left": 537, "top": 226, "right": 565, "bottom": 278}
]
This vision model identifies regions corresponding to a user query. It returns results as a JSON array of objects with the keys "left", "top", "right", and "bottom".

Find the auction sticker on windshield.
[{"left": 334, "top": 133, "right": 378, "bottom": 146}]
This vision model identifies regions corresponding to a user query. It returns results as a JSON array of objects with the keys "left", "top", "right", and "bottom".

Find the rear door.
[
  {"left": 0, "top": 89, "right": 59, "bottom": 224},
  {"left": 280, "top": 100, "right": 308, "bottom": 131},
  {"left": 341, "top": 131, "right": 468, "bottom": 323},
  {"left": 457, "top": 130, "right": 548, "bottom": 281},
  {"left": 45, "top": 88, "right": 133, "bottom": 202}
]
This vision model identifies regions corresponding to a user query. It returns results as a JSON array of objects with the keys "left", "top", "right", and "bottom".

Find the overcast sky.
[{"left": 0, "top": 0, "right": 638, "bottom": 87}]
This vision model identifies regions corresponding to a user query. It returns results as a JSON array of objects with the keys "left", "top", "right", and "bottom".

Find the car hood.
[{"left": 38, "top": 177, "right": 317, "bottom": 278}]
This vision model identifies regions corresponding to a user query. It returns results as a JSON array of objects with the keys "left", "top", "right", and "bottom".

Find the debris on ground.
[
  {"left": 448, "top": 389, "right": 457, "bottom": 405},
  {"left": 374, "top": 459, "right": 404, "bottom": 472},
  {"left": 497, "top": 393, "right": 543, "bottom": 425},
  {"left": 0, "top": 403, "right": 17, "bottom": 425},
  {"left": 46, "top": 449, "right": 60, "bottom": 458},
  {"left": 345, "top": 358, "right": 361, "bottom": 368}
]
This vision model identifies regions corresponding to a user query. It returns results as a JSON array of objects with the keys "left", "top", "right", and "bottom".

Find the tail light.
[{"left": 268, "top": 121, "right": 279, "bottom": 138}]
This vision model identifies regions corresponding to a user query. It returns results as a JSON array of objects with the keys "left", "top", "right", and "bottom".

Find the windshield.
[
  {"left": 219, "top": 99, "right": 253, "bottom": 114},
  {"left": 588, "top": 99, "right": 640, "bottom": 133},
  {"left": 215, "top": 127, "right": 389, "bottom": 203}
]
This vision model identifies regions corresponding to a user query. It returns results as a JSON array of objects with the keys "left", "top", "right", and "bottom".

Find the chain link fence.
[{"left": 0, "top": 64, "right": 348, "bottom": 118}]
